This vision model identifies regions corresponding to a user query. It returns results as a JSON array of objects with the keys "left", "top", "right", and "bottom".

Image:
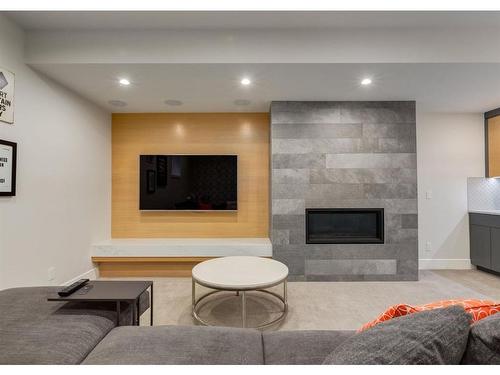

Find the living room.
[{"left": 1, "top": 0, "right": 500, "bottom": 369}]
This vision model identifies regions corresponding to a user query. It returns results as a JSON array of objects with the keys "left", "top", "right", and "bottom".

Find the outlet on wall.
[
  {"left": 425, "top": 241, "right": 432, "bottom": 253},
  {"left": 48, "top": 267, "right": 56, "bottom": 282},
  {"left": 426, "top": 190, "right": 433, "bottom": 199}
]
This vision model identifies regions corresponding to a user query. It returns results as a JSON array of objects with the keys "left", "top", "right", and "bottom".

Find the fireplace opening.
[{"left": 306, "top": 208, "right": 384, "bottom": 244}]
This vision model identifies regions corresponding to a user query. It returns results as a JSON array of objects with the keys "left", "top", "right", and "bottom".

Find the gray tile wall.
[{"left": 270, "top": 101, "right": 418, "bottom": 281}]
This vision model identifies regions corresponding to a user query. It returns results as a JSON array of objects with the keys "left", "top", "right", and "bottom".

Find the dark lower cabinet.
[
  {"left": 470, "top": 224, "right": 491, "bottom": 269},
  {"left": 469, "top": 213, "right": 500, "bottom": 273},
  {"left": 491, "top": 227, "right": 500, "bottom": 272}
]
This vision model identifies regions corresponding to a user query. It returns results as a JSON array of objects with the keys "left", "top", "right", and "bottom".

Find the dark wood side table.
[{"left": 48, "top": 280, "right": 153, "bottom": 326}]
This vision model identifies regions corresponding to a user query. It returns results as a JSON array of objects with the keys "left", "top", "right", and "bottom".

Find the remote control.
[{"left": 58, "top": 279, "right": 89, "bottom": 297}]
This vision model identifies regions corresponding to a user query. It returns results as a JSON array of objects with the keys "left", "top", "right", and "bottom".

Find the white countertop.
[
  {"left": 469, "top": 210, "right": 500, "bottom": 216},
  {"left": 92, "top": 238, "right": 272, "bottom": 257}
]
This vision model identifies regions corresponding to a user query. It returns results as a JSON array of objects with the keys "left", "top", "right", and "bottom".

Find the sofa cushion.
[
  {"left": 82, "top": 325, "right": 264, "bottom": 365},
  {"left": 323, "top": 306, "right": 471, "bottom": 365},
  {"left": 0, "top": 312, "right": 115, "bottom": 365},
  {"left": 0, "top": 287, "right": 67, "bottom": 326},
  {"left": 462, "top": 311, "right": 500, "bottom": 364},
  {"left": 263, "top": 330, "right": 355, "bottom": 365},
  {"left": 0, "top": 287, "right": 150, "bottom": 364}
]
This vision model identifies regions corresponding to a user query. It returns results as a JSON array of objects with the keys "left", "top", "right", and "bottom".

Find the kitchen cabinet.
[{"left": 469, "top": 212, "right": 500, "bottom": 273}]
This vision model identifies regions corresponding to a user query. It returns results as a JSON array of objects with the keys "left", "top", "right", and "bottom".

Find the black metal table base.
[{"left": 115, "top": 284, "right": 154, "bottom": 327}]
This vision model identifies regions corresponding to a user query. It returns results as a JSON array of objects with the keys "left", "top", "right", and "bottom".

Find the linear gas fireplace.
[{"left": 306, "top": 208, "right": 384, "bottom": 244}]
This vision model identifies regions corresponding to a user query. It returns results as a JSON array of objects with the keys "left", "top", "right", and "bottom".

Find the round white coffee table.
[{"left": 191, "top": 256, "right": 289, "bottom": 329}]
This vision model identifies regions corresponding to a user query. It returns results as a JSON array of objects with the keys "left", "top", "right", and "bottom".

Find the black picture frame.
[{"left": 0, "top": 139, "right": 17, "bottom": 196}]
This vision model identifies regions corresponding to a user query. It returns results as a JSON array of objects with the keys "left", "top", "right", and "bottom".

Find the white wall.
[
  {"left": 417, "top": 111, "right": 484, "bottom": 269},
  {"left": 0, "top": 15, "right": 111, "bottom": 289}
]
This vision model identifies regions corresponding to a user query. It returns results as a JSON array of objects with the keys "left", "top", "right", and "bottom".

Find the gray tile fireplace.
[{"left": 270, "top": 101, "right": 418, "bottom": 281}]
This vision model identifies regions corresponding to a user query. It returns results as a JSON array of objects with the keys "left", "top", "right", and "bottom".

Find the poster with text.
[
  {"left": 0, "top": 141, "right": 16, "bottom": 195},
  {"left": 0, "top": 68, "right": 15, "bottom": 124}
]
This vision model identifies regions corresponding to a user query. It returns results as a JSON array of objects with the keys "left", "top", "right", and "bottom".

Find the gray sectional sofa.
[
  {"left": 0, "top": 286, "right": 355, "bottom": 365},
  {"left": 1, "top": 287, "right": 499, "bottom": 365},
  {"left": 0, "top": 287, "right": 150, "bottom": 364}
]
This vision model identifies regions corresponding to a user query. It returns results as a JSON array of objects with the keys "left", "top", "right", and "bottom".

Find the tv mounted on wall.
[{"left": 139, "top": 155, "right": 237, "bottom": 211}]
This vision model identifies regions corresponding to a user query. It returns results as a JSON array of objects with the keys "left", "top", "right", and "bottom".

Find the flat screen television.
[{"left": 139, "top": 155, "right": 237, "bottom": 211}]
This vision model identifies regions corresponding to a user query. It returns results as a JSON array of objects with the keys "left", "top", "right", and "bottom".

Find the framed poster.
[
  {"left": 0, "top": 140, "right": 17, "bottom": 196},
  {"left": 0, "top": 68, "right": 15, "bottom": 124}
]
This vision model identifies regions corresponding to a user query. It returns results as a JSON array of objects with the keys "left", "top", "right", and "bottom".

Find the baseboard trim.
[
  {"left": 419, "top": 259, "right": 473, "bottom": 270},
  {"left": 64, "top": 267, "right": 99, "bottom": 285}
]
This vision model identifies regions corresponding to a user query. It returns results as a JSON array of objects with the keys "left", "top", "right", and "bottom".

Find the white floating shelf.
[{"left": 92, "top": 238, "right": 272, "bottom": 257}]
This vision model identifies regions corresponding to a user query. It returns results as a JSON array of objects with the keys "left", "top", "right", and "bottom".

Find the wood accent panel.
[
  {"left": 93, "top": 256, "right": 271, "bottom": 277},
  {"left": 112, "top": 113, "right": 270, "bottom": 238},
  {"left": 93, "top": 257, "right": 213, "bottom": 277},
  {"left": 487, "top": 115, "right": 500, "bottom": 177}
]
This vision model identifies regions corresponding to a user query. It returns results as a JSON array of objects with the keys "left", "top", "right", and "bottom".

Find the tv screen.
[{"left": 139, "top": 155, "right": 237, "bottom": 211}]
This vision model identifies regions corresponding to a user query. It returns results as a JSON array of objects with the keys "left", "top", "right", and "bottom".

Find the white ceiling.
[
  {"left": 32, "top": 63, "right": 500, "bottom": 113},
  {"left": 6, "top": 11, "right": 500, "bottom": 114},
  {"left": 6, "top": 11, "right": 500, "bottom": 30}
]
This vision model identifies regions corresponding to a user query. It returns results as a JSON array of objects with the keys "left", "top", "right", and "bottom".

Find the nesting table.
[
  {"left": 48, "top": 280, "right": 153, "bottom": 326},
  {"left": 191, "top": 256, "right": 289, "bottom": 329}
]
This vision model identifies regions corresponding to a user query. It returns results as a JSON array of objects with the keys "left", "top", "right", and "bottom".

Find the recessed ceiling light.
[
  {"left": 361, "top": 78, "right": 372, "bottom": 86},
  {"left": 119, "top": 78, "right": 130, "bottom": 86},
  {"left": 234, "top": 99, "right": 251, "bottom": 106},
  {"left": 164, "top": 99, "right": 183, "bottom": 106},
  {"left": 108, "top": 100, "right": 127, "bottom": 107},
  {"left": 241, "top": 78, "right": 251, "bottom": 86}
]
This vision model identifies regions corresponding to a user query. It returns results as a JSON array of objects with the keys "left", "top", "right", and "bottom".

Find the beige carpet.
[{"left": 102, "top": 269, "right": 500, "bottom": 331}]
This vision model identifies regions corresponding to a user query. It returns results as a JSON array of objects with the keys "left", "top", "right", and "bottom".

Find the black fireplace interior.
[{"left": 306, "top": 208, "right": 384, "bottom": 244}]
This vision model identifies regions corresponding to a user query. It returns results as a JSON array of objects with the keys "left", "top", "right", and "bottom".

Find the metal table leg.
[
  {"left": 116, "top": 301, "right": 121, "bottom": 326},
  {"left": 284, "top": 279, "right": 287, "bottom": 304},
  {"left": 150, "top": 283, "right": 154, "bottom": 326},
  {"left": 135, "top": 298, "right": 140, "bottom": 326},
  {"left": 131, "top": 299, "right": 136, "bottom": 326},
  {"left": 192, "top": 278, "right": 196, "bottom": 315},
  {"left": 242, "top": 291, "right": 247, "bottom": 328}
]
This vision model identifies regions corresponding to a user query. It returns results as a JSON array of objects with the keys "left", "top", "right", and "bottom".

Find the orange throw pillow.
[{"left": 359, "top": 299, "right": 500, "bottom": 332}]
